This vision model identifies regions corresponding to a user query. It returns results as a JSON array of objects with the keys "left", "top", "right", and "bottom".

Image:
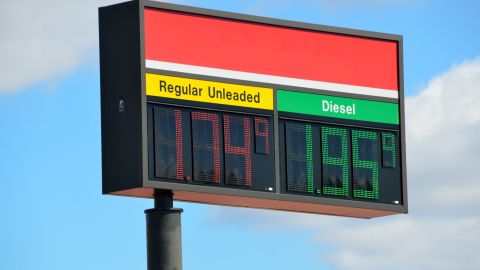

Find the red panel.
[{"left": 144, "top": 8, "right": 398, "bottom": 91}]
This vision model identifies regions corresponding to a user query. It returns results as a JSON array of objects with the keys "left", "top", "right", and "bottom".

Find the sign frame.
[{"left": 99, "top": 0, "right": 407, "bottom": 218}]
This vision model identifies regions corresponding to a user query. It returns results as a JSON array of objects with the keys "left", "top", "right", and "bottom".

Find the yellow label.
[{"left": 146, "top": 73, "right": 273, "bottom": 110}]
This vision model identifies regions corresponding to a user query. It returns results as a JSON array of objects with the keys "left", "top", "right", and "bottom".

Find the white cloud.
[
  {"left": 325, "top": 217, "right": 480, "bottom": 270},
  {"left": 208, "top": 58, "right": 480, "bottom": 269},
  {"left": 406, "top": 58, "right": 480, "bottom": 216},
  {"left": 0, "top": 1, "right": 93, "bottom": 92},
  {"left": 0, "top": 0, "right": 131, "bottom": 93}
]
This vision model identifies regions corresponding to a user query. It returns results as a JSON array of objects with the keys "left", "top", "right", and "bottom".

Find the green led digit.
[
  {"left": 320, "top": 126, "right": 349, "bottom": 196},
  {"left": 305, "top": 125, "right": 314, "bottom": 193},
  {"left": 382, "top": 132, "right": 396, "bottom": 168},
  {"left": 352, "top": 130, "right": 379, "bottom": 199},
  {"left": 286, "top": 123, "right": 314, "bottom": 193}
]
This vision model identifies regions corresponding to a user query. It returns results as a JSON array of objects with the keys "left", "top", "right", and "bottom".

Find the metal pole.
[{"left": 145, "top": 189, "right": 183, "bottom": 270}]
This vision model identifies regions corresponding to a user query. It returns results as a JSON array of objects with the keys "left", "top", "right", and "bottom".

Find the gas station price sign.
[{"left": 99, "top": 0, "right": 407, "bottom": 218}]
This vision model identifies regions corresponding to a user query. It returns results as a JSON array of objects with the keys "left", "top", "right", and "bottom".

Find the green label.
[{"left": 277, "top": 90, "right": 399, "bottom": 125}]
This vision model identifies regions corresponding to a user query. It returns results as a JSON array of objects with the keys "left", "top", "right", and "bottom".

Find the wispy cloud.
[
  {"left": 0, "top": 1, "right": 95, "bottom": 93},
  {"left": 406, "top": 58, "right": 480, "bottom": 216},
  {"left": 0, "top": 0, "right": 140, "bottom": 93},
  {"left": 208, "top": 58, "right": 480, "bottom": 270},
  {"left": 244, "top": 0, "right": 416, "bottom": 15}
]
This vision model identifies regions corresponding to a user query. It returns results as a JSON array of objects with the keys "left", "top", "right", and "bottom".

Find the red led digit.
[
  {"left": 174, "top": 110, "right": 183, "bottom": 180},
  {"left": 224, "top": 115, "right": 252, "bottom": 186},
  {"left": 191, "top": 111, "right": 221, "bottom": 183},
  {"left": 254, "top": 117, "right": 269, "bottom": 154},
  {"left": 153, "top": 107, "right": 184, "bottom": 180}
]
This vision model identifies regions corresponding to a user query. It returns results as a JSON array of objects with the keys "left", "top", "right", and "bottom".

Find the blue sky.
[{"left": 1, "top": 1, "right": 480, "bottom": 269}]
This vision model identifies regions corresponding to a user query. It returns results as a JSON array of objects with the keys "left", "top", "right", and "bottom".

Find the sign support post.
[{"left": 145, "top": 189, "right": 183, "bottom": 270}]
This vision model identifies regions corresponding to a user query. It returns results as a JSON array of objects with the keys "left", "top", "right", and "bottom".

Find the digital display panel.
[
  {"left": 150, "top": 97, "right": 402, "bottom": 204},
  {"left": 278, "top": 118, "right": 402, "bottom": 205},
  {"left": 148, "top": 103, "right": 276, "bottom": 192}
]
